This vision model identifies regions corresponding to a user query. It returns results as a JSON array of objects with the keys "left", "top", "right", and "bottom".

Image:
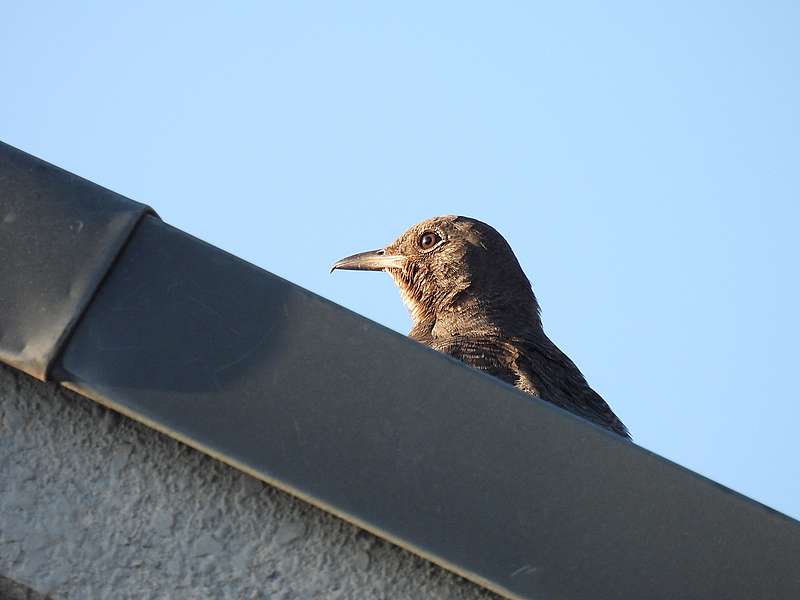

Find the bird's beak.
[{"left": 330, "top": 249, "right": 406, "bottom": 273}]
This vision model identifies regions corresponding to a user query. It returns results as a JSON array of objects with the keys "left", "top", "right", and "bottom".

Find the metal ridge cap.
[
  {"left": 0, "top": 141, "right": 156, "bottom": 380},
  {"left": 55, "top": 216, "right": 800, "bottom": 600}
]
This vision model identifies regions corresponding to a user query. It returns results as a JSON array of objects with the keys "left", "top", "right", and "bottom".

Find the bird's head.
[{"left": 332, "top": 215, "right": 539, "bottom": 332}]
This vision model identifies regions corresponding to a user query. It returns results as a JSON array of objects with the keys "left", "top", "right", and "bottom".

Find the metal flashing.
[
  {"left": 55, "top": 217, "right": 800, "bottom": 600},
  {"left": 0, "top": 142, "right": 154, "bottom": 380}
]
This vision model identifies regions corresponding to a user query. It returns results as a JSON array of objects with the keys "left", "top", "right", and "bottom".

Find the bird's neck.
[{"left": 412, "top": 288, "right": 543, "bottom": 342}]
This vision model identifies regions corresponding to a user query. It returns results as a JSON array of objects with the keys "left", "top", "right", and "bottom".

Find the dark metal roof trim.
[
  {"left": 0, "top": 142, "right": 155, "bottom": 380},
  {"left": 2, "top": 143, "right": 799, "bottom": 599},
  {"left": 55, "top": 217, "right": 800, "bottom": 600}
]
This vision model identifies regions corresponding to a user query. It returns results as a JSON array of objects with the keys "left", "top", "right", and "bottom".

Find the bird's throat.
[
  {"left": 389, "top": 266, "right": 542, "bottom": 341},
  {"left": 389, "top": 268, "right": 431, "bottom": 327}
]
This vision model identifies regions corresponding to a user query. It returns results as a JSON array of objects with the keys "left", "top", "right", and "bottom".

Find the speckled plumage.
[{"left": 333, "top": 215, "right": 630, "bottom": 439}]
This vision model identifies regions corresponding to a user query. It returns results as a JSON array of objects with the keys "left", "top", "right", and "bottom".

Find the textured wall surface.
[{"left": 0, "top": 364, "right": 498, "bottom": 599}]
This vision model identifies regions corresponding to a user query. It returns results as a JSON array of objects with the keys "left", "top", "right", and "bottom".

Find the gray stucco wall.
[{"left": 0, "top": 363, "right": 498, "bottom": 599}]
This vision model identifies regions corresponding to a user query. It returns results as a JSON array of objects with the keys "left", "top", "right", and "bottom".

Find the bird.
[{"left": 331, "top": 215, "right": 630, "bottom": 439}]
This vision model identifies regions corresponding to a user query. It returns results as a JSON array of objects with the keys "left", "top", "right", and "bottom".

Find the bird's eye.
[{"left": 418, "top": 231, "right": 441, "bottom": 250}]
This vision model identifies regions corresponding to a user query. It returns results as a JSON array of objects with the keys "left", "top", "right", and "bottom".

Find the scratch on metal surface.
[
  {"left": 292, "top": 417, "right": 304, "bottom": 446},
  {"left": 213, "top": 331, "right": 272, "bottom": 375},
  {"left": 211, "top": 327, "right": 276, "bottom": 393},
  {"left": 184, "top": 295, "right": 223, "bottom": 320},
  {"left": 510, "top": 564, "right": 539, "bottom": 578}
]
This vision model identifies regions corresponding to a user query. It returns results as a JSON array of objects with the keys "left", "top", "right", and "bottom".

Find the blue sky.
[{"left": 3, "top": 2, "right": 799, "bottom": 519}]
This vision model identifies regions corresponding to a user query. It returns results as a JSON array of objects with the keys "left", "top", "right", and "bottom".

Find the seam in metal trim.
[{"left": 44, "top": 209, "right": 159, "bottom": 381}]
